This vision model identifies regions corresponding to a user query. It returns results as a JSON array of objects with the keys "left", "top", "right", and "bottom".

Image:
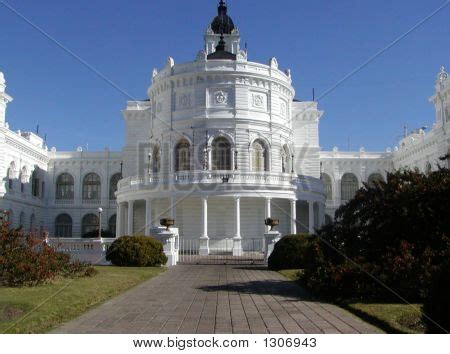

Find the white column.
[
  {"left": 201, "top": 197, "right": 208, "bottom": 238},
  {"left": 265, "top": 197, "right": 272, "bottom": 232},
  {"left": 308, "top": 201, "right": 315, "bottom": 234},
  {"left": 200, "top": 196, "right": 209, "bottom": 255},
  {"left": 116, "top": 203, "right": 122, "bottom": 238},
  {"left": 127, "top": 200, "right": 134, "bottom": 235},
  {"left": 290, "top": 199, "right": 297, "bottom": 234},
  {"left": 233, "top": 196, "right": 242, "bottom": 256},
  {"left": 234, "top": 197, "right": 241, "bottom": 238},
  {"left": 145, "top": 198, "right": 152, "bottom": 236}
]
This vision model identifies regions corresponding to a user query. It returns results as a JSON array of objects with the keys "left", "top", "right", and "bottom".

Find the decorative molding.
[{"left": 214, "top": 90, "right": 228, "bottom": 105}]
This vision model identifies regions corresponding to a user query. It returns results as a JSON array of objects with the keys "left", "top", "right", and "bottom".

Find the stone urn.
[
  {"left": 160, "top": 218, "right": 175, "bottom": 231},
  {"left": 264, "top": 218, "right": 280, "bottom": 231}
]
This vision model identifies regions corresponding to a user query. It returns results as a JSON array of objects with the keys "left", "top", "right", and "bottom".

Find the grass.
[
  {"left": 0, "top": 266, "right": 164, "bottom": 334},
  {"left": 278, "top": 269, "right": 425, "bottom": 334}
]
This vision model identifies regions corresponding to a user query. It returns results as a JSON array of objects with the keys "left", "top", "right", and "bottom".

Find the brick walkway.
[{"left": 54, "top": 265, "right": 379, "bottom": 334}]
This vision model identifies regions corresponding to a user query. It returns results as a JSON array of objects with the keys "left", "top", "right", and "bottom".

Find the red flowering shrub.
[
  {"left": 301, "top": 168, "right": 450, "bottom": 302},
  {"left": 0, "top": 222, "right": 96, "bottom": 287}
]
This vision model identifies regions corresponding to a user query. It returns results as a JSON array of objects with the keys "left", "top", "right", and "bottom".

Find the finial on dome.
[{"left": 211, "top": 0, "right": 235, "bottom": 34}]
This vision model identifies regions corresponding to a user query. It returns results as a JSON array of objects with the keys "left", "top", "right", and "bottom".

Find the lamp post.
[{"left": 98, "top": 207, "right": 103, "bottom": 239}]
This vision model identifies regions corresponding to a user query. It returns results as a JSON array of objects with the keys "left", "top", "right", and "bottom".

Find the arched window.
[
  {"left": 31, "top": 169, "right": 40, "bottom": 197},
  {"left": 109, "top": 173, "right": 121, "bottom": 200},
  {"left": 152, "top": 145, "right": 161, "bottom": 173},
  {"left": 341, "top": 173, "right": 359, "bottom": 201},
  {"left": 251, "top": 140, "right": 268, "bottom": 172},
  {"left": 56, "top": 173, "right": 74, "bottom": 200},
  {"left": 55, "top": 214, "right": 72, "bottom": 238},
  {"left": 281, "top": 145, "right": 292, "bottom": 173},
  {"left": 7, "top": 162, "right": 15, "bottom": 190},
  {"left": 321, "top": 173, "right": 333, "bottom": 201},
  {"left": 175, "top": 139, "right": 191, "bottom": 172},
  {"left": 81, "top": 214, "right": 99, "bottom": 237},
  {"left": 20, "top": 167, "right": 28, "bottom": 193},
  {"left": 30, "top": 214, "right": 35, "bottom": 232},
  {"left": 82, "top": 173, "right": 101, "bottom": 201},
  {"left": 425, "top": 162, "right": 432, "bottom": 174},
  {"left": 212, "top": 137, "right": 232, "bottom": 170},
  {"left": 367, "top": 173, "right": 384, "bottom": 188},
  {"left": 19, "top": 212, "right": 25, "bottom": 228},
  {"left": 108, "top": 215, "right": 117, "bottom": 235}
]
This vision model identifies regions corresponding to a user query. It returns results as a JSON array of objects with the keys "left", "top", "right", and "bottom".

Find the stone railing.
[
  {"left": 118, "top": 170, "right": 297, "bottom": 190},
  {"left": 46, "top": 238, "right": 115, "bottom": 265}
]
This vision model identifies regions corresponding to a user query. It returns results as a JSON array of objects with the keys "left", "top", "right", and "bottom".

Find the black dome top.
[{"left": 211, "top": 1, "right": 235, "bottom": 34}]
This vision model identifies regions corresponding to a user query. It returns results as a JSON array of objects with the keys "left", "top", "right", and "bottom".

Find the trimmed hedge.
[
  {"left": 268, "top": 234, "right": 317, "bottom": 271},
  {"left": 106, "top": 236, "right": 167, "bottom": 267},
  {"left": 423, "top": 260, "right": 450, "bottom": 333}
]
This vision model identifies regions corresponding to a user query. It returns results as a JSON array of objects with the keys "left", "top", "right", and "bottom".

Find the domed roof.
[{"left": 211, "top": 1, "right": 235, "bottom": 34}]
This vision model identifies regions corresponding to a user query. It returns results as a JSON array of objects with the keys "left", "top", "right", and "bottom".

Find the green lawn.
[
  {"left": 0, "top": 266, "right": 164, "bottom": 334},
  {"left": 278, "top": 269, "right": 424, "bottom": 334}
]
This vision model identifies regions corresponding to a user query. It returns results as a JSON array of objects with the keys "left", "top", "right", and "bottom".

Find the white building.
[{"left": 0, "top": 2, "right": 449, "bottom": 254}]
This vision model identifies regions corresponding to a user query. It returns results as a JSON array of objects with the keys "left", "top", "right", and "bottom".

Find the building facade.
[{"left": 0, "top": 2, "right": 449, "bottom": 253}]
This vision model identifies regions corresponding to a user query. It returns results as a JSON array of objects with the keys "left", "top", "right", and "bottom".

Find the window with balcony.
[
  {"left": 341, "top": 173, "right": 359, "bottom": 201},
  {"left": 109, "top": 173, "right": 121, "bottom": 200},
  {"left": 55, "top": 214, "right": 73, "bottom": 238},
  {"left": 321, "top": 173, "right": 333, "bottom": 201},
  {"left": 175, "top": 139, "right": 191, "bottom": 172},
  {"left": 281, "top": 145, "right": 292, "bottom": 173},
  {"left": 20, "top": 167, "right": 28, "bottom": 193},
  {"left": 31, "top": 170, "right": 40, "bottom": 197},
  {"left": 82, "top": 173, "right": 101, "bottom": 201},
  {"left": 7, "top": 162, "right": 15, "bottom": 190},
  {"left": 212, "top": 137, "right": 232, "bottom": 171},
  {"left": 82, "top": 214, "right": 99, "bottom": 237},
  {"left": 56, "top": 173, "right": 74, "bottom": 200},
  {"left": 251, "top": 140, "right": 268, "bottom": 172}
]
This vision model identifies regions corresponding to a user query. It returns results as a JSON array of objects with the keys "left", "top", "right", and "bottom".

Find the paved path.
[{"left": 54, "top": 265, "right": 379, "bottom": 334}]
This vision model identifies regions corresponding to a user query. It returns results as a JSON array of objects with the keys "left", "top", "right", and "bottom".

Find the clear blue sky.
[{"left": 1, "top": 0, "right": 449, "bottom": 152}]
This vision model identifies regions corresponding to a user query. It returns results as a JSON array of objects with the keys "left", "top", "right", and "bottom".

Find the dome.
[{"left": 211, "top": 1, "right": 235, "bottom": 34}]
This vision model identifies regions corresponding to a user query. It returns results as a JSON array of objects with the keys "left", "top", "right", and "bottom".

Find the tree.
[{"left": 302, "top": 168, "right": 450, "bottom": 302}]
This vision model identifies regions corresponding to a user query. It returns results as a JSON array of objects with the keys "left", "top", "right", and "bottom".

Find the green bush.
[
  {"left": 301, "top": 168, "right": 450, "bottom": 302},
  {"left": 423, "top": 260, "right": 450, "bottom": 333},
  {"left": 0, "top": 223, "right": 95, "bottom": 287},
  {"left": 268, "top": 234, "right": 317, "bottom": 271},
  {"left": 106, "top": 236, "right": 168, "bottom": 267}
]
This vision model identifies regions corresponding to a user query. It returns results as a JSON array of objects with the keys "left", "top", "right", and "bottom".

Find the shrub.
[
  {"left": 106, "top": 236, "right": 167, "bottom": 267},
  {"left": 268, "top": 234, "right": 317, "bottom": 271},
  {"left": 301, "top": 168, "right": 450, "bottom": 302},
  {"left": 423, "top": 260, "right": 450, "bottom": 333},
  {"left": 0, "top": 222, "right": 95, "bottom": 287}
]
